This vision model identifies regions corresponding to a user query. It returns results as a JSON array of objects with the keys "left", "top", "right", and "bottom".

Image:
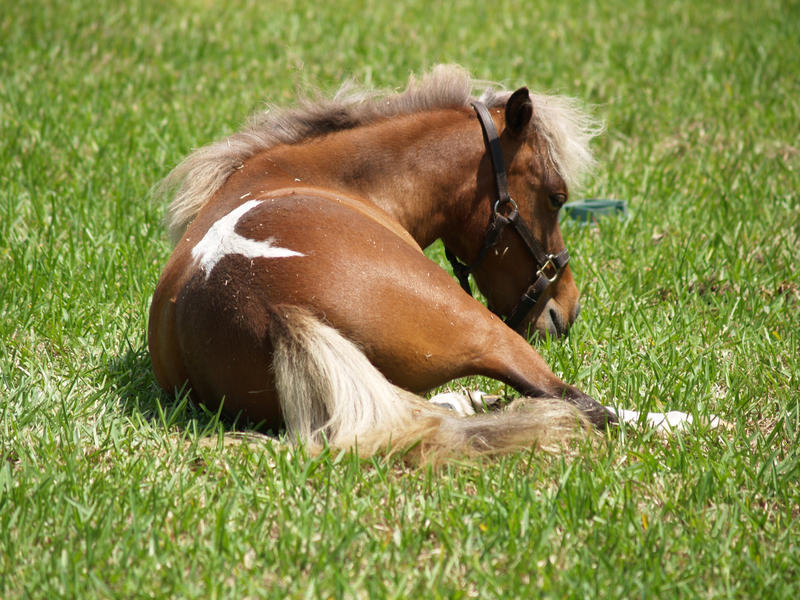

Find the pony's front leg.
[
  {"left": 453, "top": 315, "right": 616, "bottom": 428},
  {"left": 334, "top": 246, "right": 615, "bottom": 429}
]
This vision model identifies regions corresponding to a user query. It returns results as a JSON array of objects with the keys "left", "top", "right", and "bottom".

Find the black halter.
[{"left": 444, "top": 101, "right": 570, "bottom": 334}]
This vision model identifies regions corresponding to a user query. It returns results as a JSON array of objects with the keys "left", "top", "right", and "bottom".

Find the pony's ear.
[{"left": 505, "top": 87, "right": 533, "bottom": 136}]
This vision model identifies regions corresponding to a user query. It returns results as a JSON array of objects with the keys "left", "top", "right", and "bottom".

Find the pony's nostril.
[{"left": 548, "top": 307, "right": 563, "bottom": 336}]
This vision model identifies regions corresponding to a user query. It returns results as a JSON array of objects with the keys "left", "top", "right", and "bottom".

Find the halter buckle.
[
  {"left": 537, "top": 256, "right": 560, "bottom": 283},
  {"left": 493, "top": 197, "right": 517, "bottom": 216}
]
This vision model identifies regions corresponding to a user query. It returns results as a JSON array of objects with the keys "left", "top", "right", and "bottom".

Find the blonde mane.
[{"left": 158, "top": 65, "right": 602, "bottom": 244}]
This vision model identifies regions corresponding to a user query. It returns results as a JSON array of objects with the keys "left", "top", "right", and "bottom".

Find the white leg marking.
[
  {"left": 429, "top": 392, "right": 475, "bottom": 416},
  {"left": 428, "top": 390, "right": 502, "bottom": 416},
  {"left": 467, "top": 390, "right": 502, "bottom": 410},
  {"left": 606, "top": 406, "right": 722, "bottom": 432},
  {"left": 191, "top": 199, "right": 304, "bottom": 279}
]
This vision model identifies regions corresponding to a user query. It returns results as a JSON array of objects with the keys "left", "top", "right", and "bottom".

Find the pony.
[{"left": 148, "top": 65, "right": 615, "bottom": 459}]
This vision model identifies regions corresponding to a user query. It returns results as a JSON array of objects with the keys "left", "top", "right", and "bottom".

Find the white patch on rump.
[{"left": 191, "top": 199, "right": 304, "bottom": 279}]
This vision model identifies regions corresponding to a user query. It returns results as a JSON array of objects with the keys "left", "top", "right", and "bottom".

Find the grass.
[{"left": 1, "top": 0, "right": 799, "bottom": 597}]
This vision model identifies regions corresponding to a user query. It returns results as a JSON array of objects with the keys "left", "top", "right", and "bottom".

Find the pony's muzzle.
[{"left": 538, "top": 298, "right": 580, "bottom": 338}]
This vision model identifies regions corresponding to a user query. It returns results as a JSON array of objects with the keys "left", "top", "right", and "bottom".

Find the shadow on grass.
[{"left": 105, "top": 343, "right": 282, "bottom": 438}]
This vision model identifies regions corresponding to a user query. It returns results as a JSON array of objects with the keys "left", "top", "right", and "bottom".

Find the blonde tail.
[{"left": 268, "top": 306, "right": 588, "bottom": 461}]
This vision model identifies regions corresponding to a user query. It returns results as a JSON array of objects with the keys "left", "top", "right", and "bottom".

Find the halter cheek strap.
[
  {"left": 472, "top": 101, "right": 512, "bottom": 207},
  {"left": 444, "top": 101, "right": 570, "bottom": 335}
]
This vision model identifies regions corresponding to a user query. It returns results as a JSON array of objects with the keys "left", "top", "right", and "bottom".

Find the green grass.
[{"left": 2, "top": 0, "right": 799, "bottom": 597}]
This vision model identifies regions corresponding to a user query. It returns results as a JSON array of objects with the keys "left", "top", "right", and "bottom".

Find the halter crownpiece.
[{"left": 444, "top": 100, "right": 570, "bottom": 335}]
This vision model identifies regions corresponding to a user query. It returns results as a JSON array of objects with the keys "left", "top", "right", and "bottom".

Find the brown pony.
[{"left": 148, "top": 65, "right": 615, "bottom": 458}]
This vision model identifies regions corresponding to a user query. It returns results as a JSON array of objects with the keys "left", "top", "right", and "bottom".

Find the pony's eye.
[{"left": 549, "top": 193, "right": 567, "bottom": 210}]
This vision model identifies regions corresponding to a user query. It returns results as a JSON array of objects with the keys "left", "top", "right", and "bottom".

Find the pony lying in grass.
[{"left": 149, "top": 65, "right": 703, "bottom": 459}]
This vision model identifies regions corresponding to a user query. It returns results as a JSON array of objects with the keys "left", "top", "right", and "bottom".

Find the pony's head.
[{"left": 466, "top": 87, "right": 600, "bottom": 339}]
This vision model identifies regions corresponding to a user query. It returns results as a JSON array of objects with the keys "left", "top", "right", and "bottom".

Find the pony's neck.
[{"left": 268, "top": 109, "right": 493, "bottom": 249}]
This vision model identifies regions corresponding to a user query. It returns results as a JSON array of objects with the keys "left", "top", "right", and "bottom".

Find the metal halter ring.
[
  {"left": 537, "top": 256, "right": 560, "bottom": 283},
  {"left": 493, "top": 197, "right": 518, "bottom": 216}
]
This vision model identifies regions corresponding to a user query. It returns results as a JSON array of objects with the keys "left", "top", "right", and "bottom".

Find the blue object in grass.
[{"left": 562, "top": 199, "right": 629, "bottom": 224}]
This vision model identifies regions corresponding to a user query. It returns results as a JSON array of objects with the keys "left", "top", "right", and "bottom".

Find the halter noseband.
[{"left": 444, "top": 101, "right": 570, "bottom": 334}]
